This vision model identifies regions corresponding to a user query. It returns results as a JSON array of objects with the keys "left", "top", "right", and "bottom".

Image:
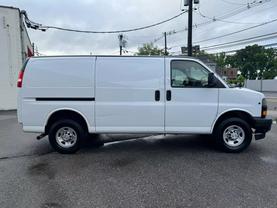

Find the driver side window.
[{"left": 171, "top": 60, "right": 209, "bottom": 88}]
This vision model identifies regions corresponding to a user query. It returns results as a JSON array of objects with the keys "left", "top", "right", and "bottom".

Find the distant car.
[{"left": 17, "top": 56, "right": 272, "bottom": 153}]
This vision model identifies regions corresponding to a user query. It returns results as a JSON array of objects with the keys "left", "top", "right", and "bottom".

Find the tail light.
[
  {"left": 17, "top": 59, "right": 29, "bottom": 88},
  {"left": 261, "top": 98, "right": 267, "bottom": 118},
  {"left": 17, "top": 70, "right": 24, "bottom": 88}
]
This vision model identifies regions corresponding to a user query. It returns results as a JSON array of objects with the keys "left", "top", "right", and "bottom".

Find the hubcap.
[
  {"left": 223, "top": 125, "right": 245, "bottom": 147},
  {"left": 55, "top": 127, "right": 77, "bottom": 148}
]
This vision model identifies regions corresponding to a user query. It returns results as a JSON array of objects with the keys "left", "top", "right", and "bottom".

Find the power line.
[
  {"left": 153, "top": 30, "right": 178, "bottom": 43},
  {"left": 201, "top": 31, "right": 277, "bottom": 50},
  {"left": 220, "top": 0, "right": 249, "bottom": 6},
  {"left": 202, "top": 36, "right": 277, "bottom": 50},
  {"left": 167, "top": 17, "right": 277, "bottom": 49},
  {"left": 209, "top": 42, "right": 277, "bottom": 54},
  {"left": 206, "top": 36, "right": 277, "bottom": 49},
  {"left": 21, "top": 10, "right": 187, "bottom": 34},
  {"left": 229, "top": 0, "right": 277, "bottom": 20},
  {"left": 263, "top": 42, "right": 277, "bottom": 47},
  {"left": 151, "top": 0, "right": 270, "bottom": 43},
  {"left": 197, "top": 6, "right": 261, "bottom": 24},
  {"left": 172, "top": 42, "right": 277, "bottom": 55},
  {"left": 195, "top": 0, "right": 270, "bottom": 27},
  {"left": 168, "top": 29, "right": 277, "bottom": 51},
  {"left": 194, "top": 17, "right": 277, "bottom": 43},
  {"left": 153, "top": 35, "right": 164, "bottom": 43}
]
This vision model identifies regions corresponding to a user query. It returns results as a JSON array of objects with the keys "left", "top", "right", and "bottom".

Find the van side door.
[
  {"left": 95, "top": 57, "right": 165, "bottom": 133},
  {"left": 165, "top": 59, "right": 219, "bottom": 134}
]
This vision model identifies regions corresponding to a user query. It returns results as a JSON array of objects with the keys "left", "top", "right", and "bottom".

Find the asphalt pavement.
[
  {"left": 0, "top": 111, "right": 277, "bottom": 208},
  {"left": 264, "top": 92, "right": 277, "bottom": 121}
]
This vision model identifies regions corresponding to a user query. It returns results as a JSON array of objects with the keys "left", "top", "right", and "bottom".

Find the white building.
[{"left": 0, "top": 5, "right": 33, "bottom": 110}]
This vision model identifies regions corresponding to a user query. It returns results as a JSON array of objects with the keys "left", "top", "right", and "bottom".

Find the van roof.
[{"left": 31, "top": 55, "right": 199, "bottom": 60}]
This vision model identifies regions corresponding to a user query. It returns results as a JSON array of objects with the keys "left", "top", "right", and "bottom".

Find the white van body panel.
[
  {"left": 20, "top": 57, "right": 96, "bottom": 132},
  {"left": 95, "top": 57, "right": 165, "bottom": 133},
  {"left": 18, "top": 56, "right": 264, "bottom": 135},
  {"left": 23, "top": 57, "right": 95, "bottom": 96},
  {"left": 218, "top": 88, "right": 264, "bottom": 117}
]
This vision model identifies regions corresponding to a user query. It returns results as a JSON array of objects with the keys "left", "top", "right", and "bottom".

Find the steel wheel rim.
[
  {"left": 223, "top": 125, "right": 245, "bottom": 147},
  {"left": 55, "top": 127, "right": 77, "bottom": 148}
]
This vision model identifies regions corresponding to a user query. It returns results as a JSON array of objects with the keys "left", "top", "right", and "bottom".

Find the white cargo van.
[{"left": 17, "top": 56, "right": 272, "bottom": 153}]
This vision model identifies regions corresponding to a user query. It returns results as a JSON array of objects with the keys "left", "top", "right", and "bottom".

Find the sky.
[{"left": 1, "top": 0, "right": 277, "bottom": 55}]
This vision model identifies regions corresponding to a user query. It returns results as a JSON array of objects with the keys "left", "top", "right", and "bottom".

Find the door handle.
[
  {"left": 155, "top": 90, "right": 160, "bottom": 101},
  {"left": 166, "top": 90, "right": 171, "bottom": 101}
]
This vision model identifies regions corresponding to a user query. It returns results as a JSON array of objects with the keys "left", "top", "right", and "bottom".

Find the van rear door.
[{"left": 95, "top": 57, "right": 165, "bottom": 133}]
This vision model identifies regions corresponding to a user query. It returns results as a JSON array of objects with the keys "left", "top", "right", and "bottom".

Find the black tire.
[
  {"left": 214, "top": 117, "right": 252, "bottom": 153},
  {"left": 48, "top": 119, "right": 86, "bottom": 154}
]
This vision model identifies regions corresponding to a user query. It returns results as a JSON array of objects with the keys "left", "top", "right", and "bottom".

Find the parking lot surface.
[{"left": 0, "top": 111, "right": 277, "bottom": 208}]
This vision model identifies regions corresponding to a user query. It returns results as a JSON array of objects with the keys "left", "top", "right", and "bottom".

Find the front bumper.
[{"left": 253, "top": 117, "right": 272, "bottom": 140}]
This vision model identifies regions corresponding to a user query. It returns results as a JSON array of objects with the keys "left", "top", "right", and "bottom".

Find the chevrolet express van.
[{"left": 17, "top": 56, "right": 272, "bottom": 153}]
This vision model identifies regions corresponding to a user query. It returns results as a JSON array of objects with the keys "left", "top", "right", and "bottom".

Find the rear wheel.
[
  {"left": 48, "top": 119, "right": 85, "bottom": 154},
  {"left": 215, "top": 117, "right": 252, "bottom": 153}
]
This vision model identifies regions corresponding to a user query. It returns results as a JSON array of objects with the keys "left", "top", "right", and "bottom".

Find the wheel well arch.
[
  {"left": 45, "top": 109, "right": 89, "bottom": 134},
  {"left": 212, "top": 110, "right": 255, "bottom": 134}
]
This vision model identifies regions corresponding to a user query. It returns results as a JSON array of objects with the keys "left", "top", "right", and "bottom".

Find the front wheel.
[
  {"left": 48, "top": 119, "right": 85, "bottom": 154},
  {"left": 215, "top": 117, "right": 252, "bottom": 153}
]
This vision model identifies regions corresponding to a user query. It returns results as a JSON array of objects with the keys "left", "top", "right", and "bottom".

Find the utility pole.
[
  {"left": 118, "top": 34, "right": 127, "bottom": 56},
  {"left": 184, "top": 0, "right": 199, "bottom": 56},
  {"left": 187, "top": 0, "right": 193, "bottom": 56},
  {"left": 119, "top": 34, "right": 123, "bottom": 56},
  {"left": 164, "top": 32, "right": 168, "bottom": 55}
]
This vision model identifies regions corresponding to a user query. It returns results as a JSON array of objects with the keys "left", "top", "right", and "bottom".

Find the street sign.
[{"left": 181, "top": 45, "right": 200, "bottom": 55}]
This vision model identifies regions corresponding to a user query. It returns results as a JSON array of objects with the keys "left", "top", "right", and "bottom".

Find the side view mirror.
[{"left": 208, "top": 73, "right": 217, "bottom": 87}]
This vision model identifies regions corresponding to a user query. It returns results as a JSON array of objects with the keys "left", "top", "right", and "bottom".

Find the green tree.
[
  {"left": 136, "top": 43, "right": 165, "bottom": 56},
  {"left": 227, "top": 74, "right": 245, "bottom": 86},
  {"left": 211, "top": 52, "right": 227, "bottom": 68},
  {"left": 228, "top": 45, "right": 277, "bottom": 79},
  {"left": 197, "top": 51, "right": 230, "bottom": 68}
]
